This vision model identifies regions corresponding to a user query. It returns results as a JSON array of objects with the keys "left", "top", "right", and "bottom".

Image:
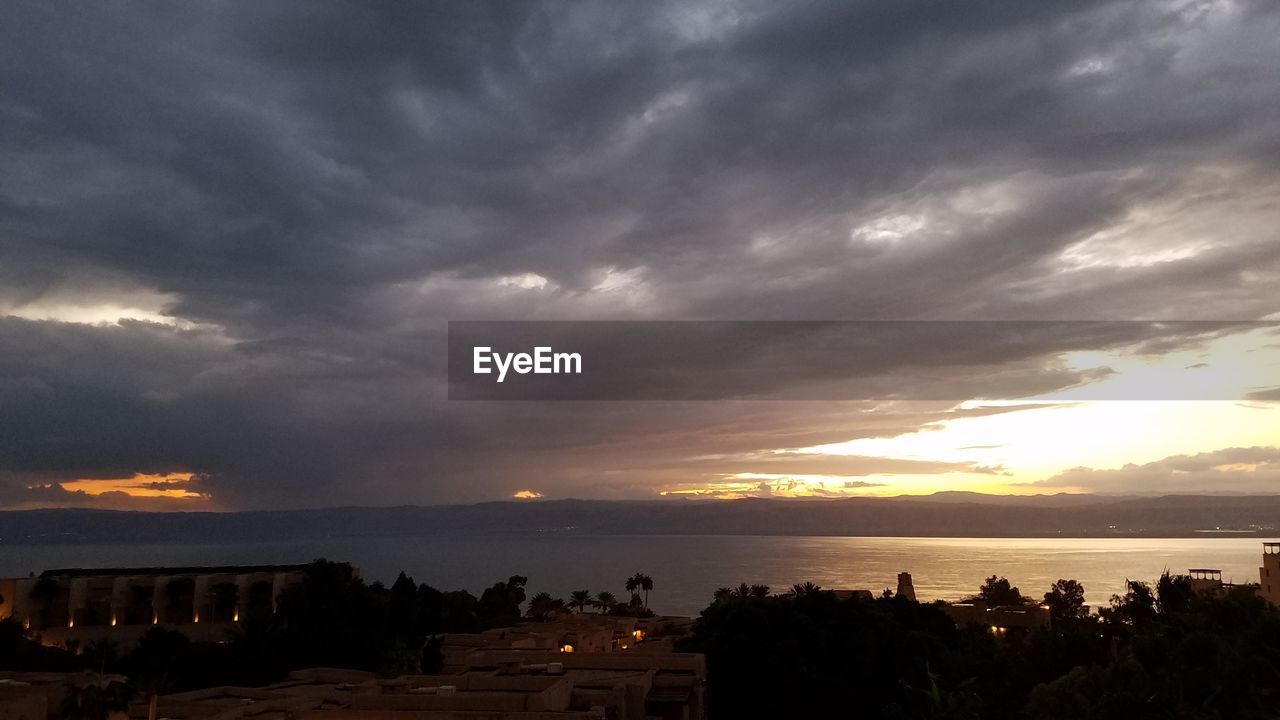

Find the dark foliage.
[{"left": 681, "top": 575, "right": 1280, "bottom": 720}]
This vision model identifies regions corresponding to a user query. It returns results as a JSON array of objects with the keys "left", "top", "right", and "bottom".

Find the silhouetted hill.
[{"left": 2, "top": 494, "right": 1279, "bottom": 544}]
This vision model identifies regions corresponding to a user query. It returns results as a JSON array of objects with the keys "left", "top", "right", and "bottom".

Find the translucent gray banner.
[{"left": 447, "top": 321, "right": 1280, "bottom": 401}]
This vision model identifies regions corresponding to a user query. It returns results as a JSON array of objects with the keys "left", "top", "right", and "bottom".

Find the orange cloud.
[{"left": 58, "top": 472, "right": 206, "bottom": 499}]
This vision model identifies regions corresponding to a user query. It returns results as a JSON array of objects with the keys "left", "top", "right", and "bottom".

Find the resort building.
[
  {"left": 939, "top": 601, "right": 1051, "bottom": 637},
  {"left": 0, "top": 565, "right": 312, "bottom": 650},
  {"left": 122, "top": 650, "right": 707, "bottom": 720}
]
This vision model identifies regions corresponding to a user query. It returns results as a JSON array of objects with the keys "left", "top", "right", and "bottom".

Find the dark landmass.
[{"left": 3, "top": 493, "right": 1279, "bottom": 544}]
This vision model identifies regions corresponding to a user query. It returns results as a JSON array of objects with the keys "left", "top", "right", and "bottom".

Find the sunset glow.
[{"left": 57, "top": 472, "right": 206, "bottom": 499}]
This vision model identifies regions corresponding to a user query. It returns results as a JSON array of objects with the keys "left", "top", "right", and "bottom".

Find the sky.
[{"left": 1, "top": 0, "right": 1278, "bottom": 510}]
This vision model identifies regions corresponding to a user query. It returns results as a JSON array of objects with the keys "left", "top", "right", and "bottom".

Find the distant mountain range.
[{"left": 3, "top": 493, "right": 1279, "bottom": 544}]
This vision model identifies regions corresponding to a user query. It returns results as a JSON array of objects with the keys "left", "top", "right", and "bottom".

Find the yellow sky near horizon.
[{"left": 659, "top": 329, "right": 1280, "bottom": 499}]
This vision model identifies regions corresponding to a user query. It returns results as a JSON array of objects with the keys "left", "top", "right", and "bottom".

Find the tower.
[
  {"left": 896, "top": 572, "right": 917, "bottom": 602},
  {"left": 1261, "top": 543, "right": 1280, "bottom": 606}
]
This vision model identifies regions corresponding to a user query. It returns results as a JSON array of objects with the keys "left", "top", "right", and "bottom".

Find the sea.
[{"left": 1, "top": 535, "right": 1272, "bottom": 616}]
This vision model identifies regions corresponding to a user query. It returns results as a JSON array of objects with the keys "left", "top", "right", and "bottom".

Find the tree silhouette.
[
  {"left": 967, "top": 576, "right": 1029, "bottom": 606},
  {"left": 82, "top": 639, "right": 119, "bottom": 674},
  {"left": 61, "top": 673, "right": 134, "bottom": 720},
  {"left": 1042, "top": 579, "right": 1089, "bottom": 623},
  {"left": 1155, "top": 571, "right": 1194, "bottom": 615},
  {"left": 1100, "top": 579, "right": 1157, "bottom": 627},
  {"left": 569, "top": 590, "right": 592, "bottom": 613},
  {"left": 791, "top": 582, "right": 821, "bottom": 597},
  {"left": 625, "top": 573, "right": 654, "bottom": 609},
  {"left": 476, "top": 575, "right": 527, "bottom": 626},
  {"left": 526, "top": 592, "right": 564, "bottom": 621},
  {"left": 593, "top": 591, "right": 617, "bottom": 614}
]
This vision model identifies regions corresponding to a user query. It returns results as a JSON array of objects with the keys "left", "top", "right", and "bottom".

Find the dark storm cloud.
[{"left": 1, "top": 0, "right": 1278, "bottom": 507}]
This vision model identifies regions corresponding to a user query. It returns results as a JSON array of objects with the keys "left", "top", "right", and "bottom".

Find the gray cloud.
[
  {"left": 1, "top": 0, "right": 1278, "bottom": 507},
  {"left": 1036, "top": 447, "right": 1280, "bottom": 494}
]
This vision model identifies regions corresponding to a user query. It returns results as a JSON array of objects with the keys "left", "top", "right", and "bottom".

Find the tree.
[
  {"left": 1100, "top": 579, "right": 1156, "bottom": 627},
  {"left": 1042, "top": 579, "right": 1089, "bottom": 623},
  {"left": 625, "top": 573, "right": 654, "bottom": 610},
  {"left": 477, "top": 575, "right": 527, "bottom": 625},
  {"left": 681, "top": 587, "right": 991, "bottom": 718},
  {"left": 1155, "top": 571, "right": 1194, "bottom": 615},
  {"left": 729, "top": 583, "right": 770, "bottom": 600},
  {"left": 713, "top": 587, "right": 733, "bottom": 605},
  {"left": 62, "top": 673, "right": 134, "bottom": 720},
  {"left": 792, "top": 582, "right": 822, "bottom": 598},
  {"left": 82, "top": 639, "right": 119, "bottom": 674},
  {"left": 526, "top": 592, "right": 564, "bottom": 621},
  {"left": 569, "top": 590, "right": 592, "bottom": 613},
  {"left": 968, "top": 576, "right": 1029, "bottom": 606},
  {"left": 593, "top": 591, "right": 617, "bottom": 614}
]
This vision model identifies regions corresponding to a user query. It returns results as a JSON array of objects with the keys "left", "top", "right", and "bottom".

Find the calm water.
[{"left": 1, "top": 535, "right": 1272, "bottom": 616}]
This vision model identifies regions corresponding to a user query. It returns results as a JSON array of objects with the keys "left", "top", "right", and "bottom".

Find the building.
[
  {"left": 940, "top": 601, "right": 1050, "bottom": 637},
  {"left": 124, "top": 649, "right": 707, "bottom": 720},
  {"left": 1188, "top": 568, "right": 1226, "bottom": 596},
  {"left": 0, "top": 565, "right": 313, "bottom": 650},
  {"left": 436, "top": 615, "right": 644, "bottom": 671},
  {"left": 1261, "top": 542, "right": 1280, "bottom": 606},
  {"left": 0, "top": 682, "right": 48, "bottom": 720}
]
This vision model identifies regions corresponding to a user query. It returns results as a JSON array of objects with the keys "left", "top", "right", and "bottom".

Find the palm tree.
[
  {"left": 82, "top": 639, "right": 119, "bottom": 674},
  {"left": 734, "top": 583, "right": 752, "bottom": 599},
  {"left": 569, "top": 590, "right": 592, "bottom": 613},
  {"left": 62, "top": 673, "right": 134, "bottom": 720},
  {"left": 713, "top": 587, "right": 733, "bottom": 605},
  {"left": 625, "top": 573, "right": 655, "bottom": 609},
  {"left": 791, "top": 582, "right": 821, "bottom": 597},
  {"left": 526, "top": 592, "right": 564, "bottom": 621},
  {"left": 593, "top": 591, "right": 617, "bottom": 614},
  {"left": 750, "top": 584, "right": 770, "bottom": 599}
]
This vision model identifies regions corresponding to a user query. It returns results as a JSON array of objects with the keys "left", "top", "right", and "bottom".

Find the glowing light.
[
  {"left": 58, "top": 472, "right": 205, "bottom": 499},
  {"left": 560, "top": 644, "right": 575, "bottom": 653},
  {"left": 512, "top": 490, "right": 544, "bottom": 499}
]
